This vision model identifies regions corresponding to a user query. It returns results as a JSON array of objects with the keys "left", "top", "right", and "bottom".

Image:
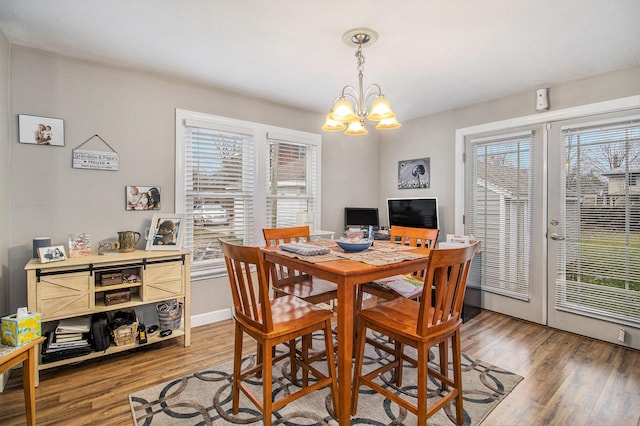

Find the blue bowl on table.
[{"left": 336, "top": 239, "right": 372, "bottom": 253}]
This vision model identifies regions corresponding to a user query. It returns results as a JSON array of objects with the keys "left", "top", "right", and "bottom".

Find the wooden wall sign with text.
[{"left": 72, "top": 134, "right": 119, "bottom": 171}]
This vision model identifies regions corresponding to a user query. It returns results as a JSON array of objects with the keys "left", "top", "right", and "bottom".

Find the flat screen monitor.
[
  {"left": 344, "top": 207, "right": 379, "bottom": 229},
  {"left": 387, "top": 197, "right": 439, "bottom": 230}
]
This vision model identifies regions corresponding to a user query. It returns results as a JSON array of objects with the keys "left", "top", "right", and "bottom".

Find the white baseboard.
[{"left": 190, "top": 308, "right": 232, "bottom": 328}]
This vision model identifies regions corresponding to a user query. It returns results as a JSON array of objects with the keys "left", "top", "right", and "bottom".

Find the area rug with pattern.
[{"left": 129, "top": 334, "right": 523, "bottom": 425}]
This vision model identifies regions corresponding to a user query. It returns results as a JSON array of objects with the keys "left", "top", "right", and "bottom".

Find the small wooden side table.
[{"left": 0, "top": 337, "right": 45, "bottom": 426}]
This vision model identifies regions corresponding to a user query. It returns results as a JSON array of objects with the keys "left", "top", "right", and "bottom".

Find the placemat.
[
  {"left": 273, "top": 250, "right": 341, "bottom": 263},
  {"left": 334, "top": 249, "right": 427, "bottom": 266},
  {"left": 367, "top": 240, "right": 420, "bottom": 252}
]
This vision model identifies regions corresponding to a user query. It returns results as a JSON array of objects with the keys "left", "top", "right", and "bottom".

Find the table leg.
[
  {"left": 23, "top": 345, "right": 36, "bottom": 426},
  {"left": 336, "top": 279, "right": 355, "bottom": 424}
]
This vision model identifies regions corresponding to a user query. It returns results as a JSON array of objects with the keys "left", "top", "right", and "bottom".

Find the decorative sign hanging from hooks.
[{"left": 72, "top": 134, "right": 120, "bottom": 171}]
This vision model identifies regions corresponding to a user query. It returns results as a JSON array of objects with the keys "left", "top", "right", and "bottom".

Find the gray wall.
[
  {"left": 378, "top": 65, "right": 640, "bottom": 238},
  {"left": 4, "top": 43, "right": 639, "bottom": 320},
  {"left": 5, "top": 46, "right": 380, "bottom": 317},
  {"left": 0, "top": 31, "right": 10, "bottom": 316}
]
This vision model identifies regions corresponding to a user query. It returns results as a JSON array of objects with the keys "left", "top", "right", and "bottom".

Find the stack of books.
[
  {"left": 41, "top": 316, "right": 93, "bottom": 363},
  {"left": 372, "top": 274, "right": 424, "bottom": 299}
]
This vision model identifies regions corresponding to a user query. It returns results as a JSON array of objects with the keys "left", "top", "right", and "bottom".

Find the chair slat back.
[
  {"left": 390, "top": 225, "right": 439, "bottom": 248},
  {"left": 220, "top": 239, "right": 273, "bottom": 333},
  {"left": 263, "top": 226, "right": 312, "bottom": 285},
  {"left": 263, "top": 226, "right": 311, "bottom": 246},
  {"left": 390, "top": 226, "right": 439, "bottom": 278},
  {"left": 417, "top": 242, "right": 478, "bottom": 336}
]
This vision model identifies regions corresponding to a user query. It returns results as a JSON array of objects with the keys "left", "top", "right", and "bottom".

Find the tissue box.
[{"left": 1, "top": 312, "right": 42, "bottom": 346}]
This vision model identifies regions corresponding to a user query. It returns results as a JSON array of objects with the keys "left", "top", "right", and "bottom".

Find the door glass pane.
[
  {"left": 468, "top": 132, "right": 533, "bottom": 300},
  {"left": 556, "top": 119, "right": 640, "bottom": 325}
]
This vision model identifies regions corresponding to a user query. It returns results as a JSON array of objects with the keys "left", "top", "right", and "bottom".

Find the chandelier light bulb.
[
  {"left": 345, "top": 119, "right": 368, "bottom": 135},
  {"left": 329, "top": 98, "right": 356, "bottom": 122},
  {"left": 321, "top": 113, "right": 347, "bottom": 132},
  {"left": 367, "top": 96, "right": 395, "bottom": 121},
  {"left": 375, "top": 116, "right": 401, "bottom": 130}
]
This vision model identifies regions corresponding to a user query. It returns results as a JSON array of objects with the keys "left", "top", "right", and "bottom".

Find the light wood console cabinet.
[{"left": 25, "top": 250, "right": 191, "bottom": 381}]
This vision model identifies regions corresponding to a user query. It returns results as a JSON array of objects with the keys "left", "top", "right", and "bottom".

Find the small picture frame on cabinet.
[
  {"left": 146, "top": 214, "right": 186, "bottom": 251},
  {"left": 37, "top": 245, "right": 67, "bottom": 263},
  {"left": 69, "top": 233, "right": 91, "bottom": 258}
]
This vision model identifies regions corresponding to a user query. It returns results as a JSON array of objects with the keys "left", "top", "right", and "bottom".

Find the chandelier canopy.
[{"left": 322, "top": 28, "right": 400, "bottom": 135}]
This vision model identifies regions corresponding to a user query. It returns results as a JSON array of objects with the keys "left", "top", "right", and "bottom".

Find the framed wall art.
[
  {"left": 146, "top": 214, "right": 186, "bottom": 251},
  {"left": 398, "top": 157, "right": 430, "bottom": 189},
  {"left": 126, "top": 186, "right": 161, "bottom": 210},
  {"left": 18, "top": 114, "right": 65, "bottom": 146}
]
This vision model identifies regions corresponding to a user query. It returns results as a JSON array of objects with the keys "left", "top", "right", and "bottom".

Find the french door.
[
  {"left": 465, "top": 124, "right": 546, "bottom": 324},
  {"left": 547, "top": 110, "right": 640, "bottom": 349},
  {"left": 462, "top": 100, "right": 640, "bottom": 348}
]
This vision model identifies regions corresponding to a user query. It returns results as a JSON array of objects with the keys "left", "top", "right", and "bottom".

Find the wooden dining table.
[{"left": 262, "top": 243, "right": 430, "bottom": 424}]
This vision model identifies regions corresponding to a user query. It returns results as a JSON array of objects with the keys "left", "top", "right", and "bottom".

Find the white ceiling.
[{"left": 0, "top": 0, "right": 639, "bottom": 121}]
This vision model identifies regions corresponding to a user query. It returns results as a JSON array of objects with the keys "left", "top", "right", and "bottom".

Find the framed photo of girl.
[
  {"left": 18, "top": 114, "right": 65, "bottom": 146},
  {"left": 146, "top": 214, "right": 186, "bottom": 251}
]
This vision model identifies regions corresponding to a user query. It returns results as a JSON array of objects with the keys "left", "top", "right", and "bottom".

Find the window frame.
[
  {"left": 175, "top": 109, "right": 322, "bottom": 280},
  {"left": 266, "top": 132, "right": 320, "bottom": 229}
]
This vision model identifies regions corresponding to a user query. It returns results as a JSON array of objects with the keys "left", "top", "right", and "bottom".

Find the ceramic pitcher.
[{"left": 118, "top": 231, "right": 140, "bottom": 252}]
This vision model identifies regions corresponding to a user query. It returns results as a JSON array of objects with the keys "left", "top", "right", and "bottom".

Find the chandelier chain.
[{"left": 355, "top": 44, "right": 365, "bottom": 74}]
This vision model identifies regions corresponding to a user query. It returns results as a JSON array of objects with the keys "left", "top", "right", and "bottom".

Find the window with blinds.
[
  {"left": 176, "top": 110, "right": 322, "bottom": 279},
  {"left": 266, "top": 133, "right": 318, "bottom": 229},
  {"left": 467, "top": 131, "right": 534, "bottom": 300},
  {"left": 182, "top": 120, "right": 255, "bottom": 276},
  {"left": 556, "top": 116, "right": 640, "bottom": 325}
]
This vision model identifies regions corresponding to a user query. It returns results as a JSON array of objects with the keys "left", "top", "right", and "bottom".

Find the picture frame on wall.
[
  {"left": 146, "top": 214, "right": 186, "bottom": 251},
  {"left": 37, "top": 245, "right": 67, "bottom": 263},
  {"left": 125, "top": 186, "right": 161, "bottom": 210},
  {"left": 398, "top": 157, "right": 430, "bottom": 189},
  {"left": 18, "top": 114, "right": 65, "bottom": 146}
]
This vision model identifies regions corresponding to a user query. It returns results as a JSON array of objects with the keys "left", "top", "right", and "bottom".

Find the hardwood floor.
[{"left": 0, "top": 310, "right": 638, "bottom": 425}]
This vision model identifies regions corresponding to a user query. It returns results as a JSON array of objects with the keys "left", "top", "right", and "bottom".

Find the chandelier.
[{"left": 322, "top": 28, "right": 400, "bottom": 135}]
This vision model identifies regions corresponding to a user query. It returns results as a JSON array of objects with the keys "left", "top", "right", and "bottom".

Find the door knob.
[{"left": 550, "top": 233, "right": 565, "bottom": 241}]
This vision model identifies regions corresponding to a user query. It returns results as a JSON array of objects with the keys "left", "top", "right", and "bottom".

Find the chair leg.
[
  {"left": 355, "top": 286, "right": 364, "bottom": 311},
  {"left": 393, "top": 340, "right": 404, "bottom": 386},
  {"left": 439, "top": 339, "right": 449, "bottom": 391},
  {"left": 256, "top": 343, "right": 263, "bottom": 379},
  {"left": 452, "top": 330, "right": 464, "bottom": 425},
  {"left": 417, "top": 343, "right": 429, "bottom": 426},
  {"left": 351, "top": 319, "right": 368, "bottom": 415},
  {"left": 289, "top": 338, "right": 298, "bottom": 385},
  {"left": 262, "top": 340, "right": 273, "bottom": 426},
  {"left": 301, "top": 334, "right": 311, "bottom": 387},
  {"left": 323, "top": 320, "right": 339, "bottom": 418},
  {"left": 232, "top": 323, "right": 243, "bottom": 415}
]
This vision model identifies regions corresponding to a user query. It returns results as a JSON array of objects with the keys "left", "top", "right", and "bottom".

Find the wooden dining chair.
[
  {"left": 263, "top": 226, "right": 338, "bottom": 306},
  {"left": 351, "top": 243, "right": 478, "bottom": 426},
  {"left": 220, "top": 239, "right": 338, "bottom": 426},
  {"left": 356, "top": 225, "right": 439, "bottom": 306}
]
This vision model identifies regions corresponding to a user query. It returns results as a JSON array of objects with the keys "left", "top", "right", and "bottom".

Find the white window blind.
[
  {"left": 556, "top": 116, "right": 640, "bottom": 325},
  {"left": 468, "top": 131, "right": 534, "bottom": 300},
  {"left": 266, "top": 133, "right": 319, "bottom": 229},
  {"left": 183, "top": 123, "right": 254, "bottom": 276},
  {"left": 176, "top": 110, "right": 322, "bottom": 279}
]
